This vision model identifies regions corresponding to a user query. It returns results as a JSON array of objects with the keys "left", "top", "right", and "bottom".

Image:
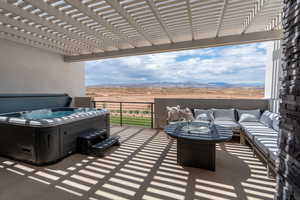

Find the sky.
[{"left": 85, "top": 42, "right": 270, "bottom": 86}]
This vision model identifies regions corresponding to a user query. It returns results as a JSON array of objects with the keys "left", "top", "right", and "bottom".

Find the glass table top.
[
  {"left": 164, "top": 121, "right": 232, "bottom": 142},
  {"left": 181, "top": 124, "right": 210, "bottom": 134}
]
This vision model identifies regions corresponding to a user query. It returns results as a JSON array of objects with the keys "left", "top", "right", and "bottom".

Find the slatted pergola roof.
[{"left": 0, "top": 0, "right": 283, "bottom": 62}]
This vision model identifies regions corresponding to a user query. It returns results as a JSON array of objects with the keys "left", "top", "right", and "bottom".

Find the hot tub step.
[
  {"left": 79, "top": 129, "right": 107, "bottom": 141},
  {"left": 77, "top": 129, "right": 108, "bottom": 154},
  {"left": 89, "top": 136, "right": 120, "bottom": 157}
]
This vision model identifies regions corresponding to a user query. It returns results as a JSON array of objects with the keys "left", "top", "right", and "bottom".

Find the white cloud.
[{"left": 85, "top": 42, "right": 268, "bottom": 86}]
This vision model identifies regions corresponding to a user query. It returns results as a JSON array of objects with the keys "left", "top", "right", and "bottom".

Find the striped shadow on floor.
[{"left": 0, "top": 126, "right": 276, "bottom": 200}]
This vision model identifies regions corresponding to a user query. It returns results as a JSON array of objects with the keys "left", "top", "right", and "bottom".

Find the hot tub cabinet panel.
[
  {"left": 0, "top": 108, "right": 110, "bottom": 165},
  {"left": 59, "top": 115, "right": 109, "bottom": 159},
  {"left": 0, "top": 124, "right": 39, "bottom": 163},
  {"left": 36, "top": 127, "right": 60, "bottom": 165}
]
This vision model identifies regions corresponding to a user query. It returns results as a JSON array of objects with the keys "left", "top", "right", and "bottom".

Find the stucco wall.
[{"left": 0, "top": 39, "right": 85, "bottom": 97}]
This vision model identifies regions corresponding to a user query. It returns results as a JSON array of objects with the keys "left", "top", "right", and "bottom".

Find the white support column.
[{"left": 265, "top": 40, "right": 282, "bottom": 113}]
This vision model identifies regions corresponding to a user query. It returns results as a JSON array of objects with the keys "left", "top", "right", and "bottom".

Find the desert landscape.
[{"left": 86, "top": 87, "right": 264, "bottom": 102}]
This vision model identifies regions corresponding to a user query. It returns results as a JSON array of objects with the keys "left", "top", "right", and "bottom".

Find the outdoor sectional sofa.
[{"left": 191, "top": 108, "right": 280, "bottom": 176}]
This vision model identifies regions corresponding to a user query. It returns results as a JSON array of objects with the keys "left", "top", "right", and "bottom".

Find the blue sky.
[{"left": 85, "top": 42, "right": 270, "bottom": 86}]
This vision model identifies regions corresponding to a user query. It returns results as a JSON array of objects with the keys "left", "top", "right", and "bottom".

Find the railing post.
[
  {"left": 120, "top": 102, "right": 123, "bottom": 126},
  {"left": 151, "top": 103, "right": 154, "bottom": 129}
]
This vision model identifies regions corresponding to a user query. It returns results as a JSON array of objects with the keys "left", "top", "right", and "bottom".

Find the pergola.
[
  {"left": 0, "top": 0, "right": 282, "bottom": 62},
  {"left": 2, "top": 1, "right": 299, "bottom": 200}
]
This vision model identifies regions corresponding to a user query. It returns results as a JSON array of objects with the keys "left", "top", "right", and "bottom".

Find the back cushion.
[
  {"left": 260, "top": 111, "right": 276, "bottom": 128},
  {"left": 272, "top": 114, "right": 280, "bottom": 131},
  {"left": 194, "top": 109, "right": 212, "bottom": 121},
  {"left": 211, "top": 108, "right": 236, "bottom": 121},
  {"left": 237, "top": 109, "right": 261, "bottom": 122}
]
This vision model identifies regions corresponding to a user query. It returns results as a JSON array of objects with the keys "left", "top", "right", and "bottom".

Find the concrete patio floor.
[{"left": 0, "top": 126, "right": 276, "bottom": 200}]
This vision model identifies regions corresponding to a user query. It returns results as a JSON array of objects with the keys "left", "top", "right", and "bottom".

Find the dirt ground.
[{"left": 86, "top": 87, "right": 264, "bottom": 102}]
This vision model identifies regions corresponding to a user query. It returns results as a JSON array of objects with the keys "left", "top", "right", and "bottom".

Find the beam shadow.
[{"left": 0, "top": 126, "right": 276, "bottom": 200}]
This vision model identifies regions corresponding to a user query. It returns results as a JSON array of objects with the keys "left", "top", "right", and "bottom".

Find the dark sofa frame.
[{"left": 240, "top": 128, "right": 276, "bottom": 177}]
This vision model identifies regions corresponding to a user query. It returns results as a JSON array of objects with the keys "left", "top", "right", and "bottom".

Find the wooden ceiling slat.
[{"left": 0, "top": 0, "right": 282, "bottom": 59}]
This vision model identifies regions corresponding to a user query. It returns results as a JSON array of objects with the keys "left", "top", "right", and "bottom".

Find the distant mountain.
[{"left": 87, "top": 81, "right": 264, "bottom": 88}]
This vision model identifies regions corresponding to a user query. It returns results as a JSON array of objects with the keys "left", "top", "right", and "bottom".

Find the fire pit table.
[{"left": 164, "top": 121, "right": 233, "bottom": 171}]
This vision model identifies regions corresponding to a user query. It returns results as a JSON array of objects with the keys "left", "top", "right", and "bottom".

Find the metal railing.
[{"left": 92, "top": 101, "right": 154, "bottom": 128}]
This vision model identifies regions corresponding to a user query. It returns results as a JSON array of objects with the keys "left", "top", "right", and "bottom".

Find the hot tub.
[{"left": 0, "top": 94, "right": 110, "bottom": 165}]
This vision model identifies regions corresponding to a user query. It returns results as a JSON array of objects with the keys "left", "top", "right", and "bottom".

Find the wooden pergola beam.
[
  {"left": 64, "top": 30, "right": 282, "bottom": 62},
  {"left": 64, "top": 0, "right": 136, "bottom": 48},
  {"left": 146, "top": 0, "right": 174, "bottom": 43},
  {"left": 104, "top": 0, "right": 154, "bottom": 46},
  {"left": 216, "top": 0, "right": 229, "bottom": 37},
  {"left": 242, "top": 0, "right": 267, "bottom": 34},
  {"left": 23, "top": 0, "right": 117, "bottom": 51}
]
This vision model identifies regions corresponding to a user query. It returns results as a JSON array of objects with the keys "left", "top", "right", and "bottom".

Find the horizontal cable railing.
[{"left": 92, "top": 101, "right": 154, "bottom": 128}]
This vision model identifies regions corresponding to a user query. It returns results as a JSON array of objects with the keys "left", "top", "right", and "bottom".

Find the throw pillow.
[
  {"left": 211, "top": 108, "right": 236, "bottom": 121},
  {"left": 194, "top": 109, "right": 212, "bottom": 121}
]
